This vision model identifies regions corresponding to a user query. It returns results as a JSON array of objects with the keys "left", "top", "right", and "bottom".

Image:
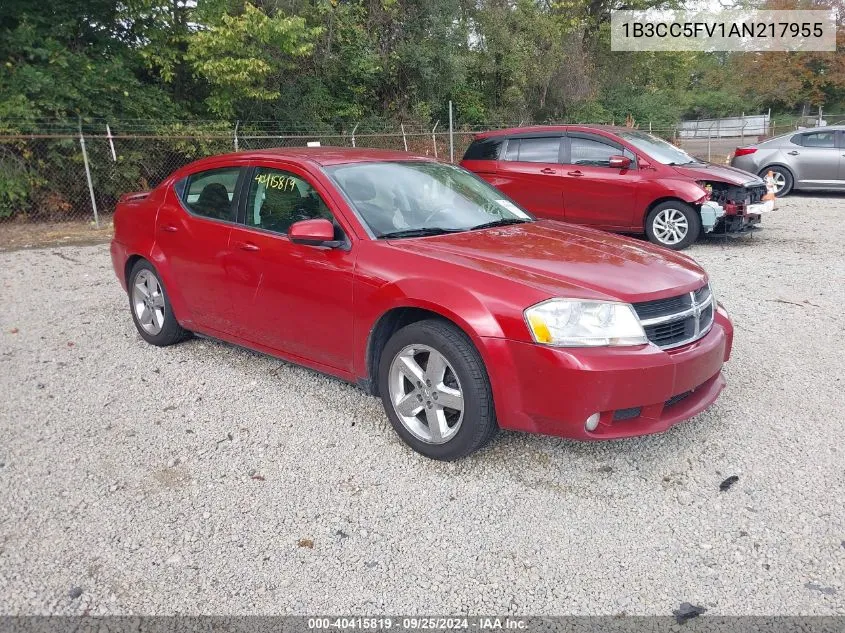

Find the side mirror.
[
  {"left": 608, "top": 155, "right": 632, "bottom": 170},
  {"left": 288, "top": 218, "right": 341, "bottom": 248}
]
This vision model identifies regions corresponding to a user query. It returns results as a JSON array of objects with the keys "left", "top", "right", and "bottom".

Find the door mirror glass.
[
  {"left": 288, "top": 218, "right": 338, "bottom": 246},
  {"left": 608, "top": 155, "right": 632, "bottom": 170}
]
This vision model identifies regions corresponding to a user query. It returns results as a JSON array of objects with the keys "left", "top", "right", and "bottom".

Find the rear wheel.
[
  {"left": 760, "top": 166, "right": 793, "bottom": 197},
  {"left": 378, "top": 319, "right": 497, "bottom": 460},
  {"left": 645, "top": 201, "right": 701, "bottom": 250},
  {"left": 128, "top": 260, "right": 189, "bottom": 346}
]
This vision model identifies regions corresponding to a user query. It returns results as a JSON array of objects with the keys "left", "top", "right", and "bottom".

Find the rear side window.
[
  {"left": 503, "top": 137, "right": 561, "bottom": 163},
  {"left": 463, "top": 138, "right": 503, "bottom": 161},
  {"left": 180, "top": 167, "right": 241, "bottom": 221},
  {"left": 795, "top": 131, "right": 836, "bottom": 148}
]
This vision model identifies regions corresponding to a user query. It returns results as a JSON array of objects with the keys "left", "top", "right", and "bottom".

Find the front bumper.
[{"left": 482, "top": 308, "right": 733, "bottom": 440}]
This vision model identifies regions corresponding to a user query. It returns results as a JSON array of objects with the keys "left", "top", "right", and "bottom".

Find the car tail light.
[{"left": 734, "top": 147, "right": 757, "bottom": 157}]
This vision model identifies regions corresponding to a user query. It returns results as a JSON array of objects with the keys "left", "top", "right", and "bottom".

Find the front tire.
[
  {"left": 378, "top": 319, "right": 497, "bottom": 460},
  {"left": 128, "top": 260, "right": 189, "bottom": 346},
  {"left": 645, "top": 201, "right": 701, "bottom": 250},
  {"left": 760, "top": 166, "right": 793, "bottom": 197}
]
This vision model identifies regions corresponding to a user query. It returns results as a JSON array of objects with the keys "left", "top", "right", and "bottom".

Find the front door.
[
  {"left": 155, "top": 166, "right": 243, "bottom": 332},
  {"left": 560, "top": 133, "right": 640, "bottom": 229},
  {"left": 226, "top": 163, "right": 356, "bottom": 372}
]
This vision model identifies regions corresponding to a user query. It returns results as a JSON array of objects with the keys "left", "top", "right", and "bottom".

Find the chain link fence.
[{"left": 1, "top": 115, "right": 839, "bottom": 230}]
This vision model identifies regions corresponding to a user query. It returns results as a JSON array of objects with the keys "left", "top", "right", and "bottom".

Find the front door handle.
[
  {"left": 235, "top": 241, "right": 260, "bottom": 252},
  {"left": 540, "top": 167, "right": 556, "bottom": 175},
  {"left": 787, "top": 151, "right": 800, "bottom": 155},
  {"left": 161, "top": 224, "right": 178, "bottom": 233},
  {"left": 567, "top": 170, "right": 584, "bottom": 177}
]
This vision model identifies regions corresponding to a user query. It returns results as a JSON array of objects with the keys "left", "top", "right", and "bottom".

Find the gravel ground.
[{"left": 1, "top": 195, "right": 844, "bottom": 616}]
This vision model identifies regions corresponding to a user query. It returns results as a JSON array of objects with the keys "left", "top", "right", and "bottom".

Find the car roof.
[
  {"left": 190, "top": 147, "right": 436, "bottom": 168},
  {"left": 474, "top": 124, "right": 635, "bottom": 139},
  {"left": 792, "top": 125, "right": 845, "bottom": 132}
]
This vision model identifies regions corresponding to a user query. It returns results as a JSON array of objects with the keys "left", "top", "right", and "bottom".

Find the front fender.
[
  {"left": 654, "top": 179, "right": 709, "bottom": 204},
  {"left": 353, "top": 276, "right": 509, "bottom": 382}
]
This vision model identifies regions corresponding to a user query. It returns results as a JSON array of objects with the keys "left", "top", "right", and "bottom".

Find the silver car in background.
[{"left": 730, "top": 125, "right": 845, "bottom": 197}]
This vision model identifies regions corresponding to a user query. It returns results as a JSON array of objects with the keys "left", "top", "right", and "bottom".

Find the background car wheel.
[
  {"left": 645, "top": 201, "right": 701, "bottom": 250},
  {"left": 378, "top": 319, "right": 497, "bottom": 460},
  {"left": 128, "top": 260, "right": 189, "bottom": 347},
  {"left": 760, "top": 166, "right": 793, "bottom": 197}
]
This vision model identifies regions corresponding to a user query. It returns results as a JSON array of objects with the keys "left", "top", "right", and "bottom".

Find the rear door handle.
[
  {"left": 567, "top": 170, "right": 584, "bottom": 177},
  {"left": 540, "top": 167, "right": 556, "bottom": 175},
  {"left": 235, "top": 241, "right": 260, "bottom": 252},
  {"left": 787, "top": 151, "right": 799, "bottom": 155},
  {"left": 161, "top": 224, "right": 178, "bottom": 233}
]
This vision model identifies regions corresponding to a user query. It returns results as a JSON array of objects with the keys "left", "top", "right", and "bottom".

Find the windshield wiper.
[
  {"left": 469, "top": 218, "right": 531, "bottom": 231},
  {"left": 377, "top": 227, "right": 464, "bottom": 239}
]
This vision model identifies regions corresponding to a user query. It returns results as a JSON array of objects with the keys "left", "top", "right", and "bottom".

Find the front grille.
[
  {"left": 644, "top": 318, "right": 694, "bottom": 347},
  {"left": 632, "top": 284, "right": 715, "bottom": 349},
  {"left": 747, "top": 184, "right": 766, "bottom": 204}
]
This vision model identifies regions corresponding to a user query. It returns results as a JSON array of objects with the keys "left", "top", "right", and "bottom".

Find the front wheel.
[
  {"left": 378, "top": 319, "right": 497, "bottom": 460},
  {"left": 645, "top": 201, "right": 701, "bottom": 250}
]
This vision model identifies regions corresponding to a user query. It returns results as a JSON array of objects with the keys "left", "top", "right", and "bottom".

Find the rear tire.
[
  {"left": 760, "top": 166, "right": 793, "bottom": 197},
  {"left": 378, "top": 319, "right": 497, "bottom": 460},
  {"left": 128, "top": 260, "right": 189, "bottom": 347},
  {"left": 645, "top": 201, "right": 701, "bottom": 250}
]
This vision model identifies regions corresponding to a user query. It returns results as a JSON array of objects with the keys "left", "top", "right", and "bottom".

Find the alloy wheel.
[
  {"left": 132, "top": 269, "right": 166, "bottom": 335},
  {"left": 652, "top": 208, "right": 689, "bottom": 245},
  {"left": 771, "top": 171, "right": 786, "bottom": 194},
  {"left": 388, "top": 344, "right": 464, "bottom": 444}
]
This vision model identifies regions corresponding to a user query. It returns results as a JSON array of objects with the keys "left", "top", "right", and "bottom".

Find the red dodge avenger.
[{"left": 111, "top": 148, "right": 734, "bottom": 460}]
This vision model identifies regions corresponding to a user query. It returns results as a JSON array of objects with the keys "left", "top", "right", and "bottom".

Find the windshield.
[
  {"left": 618, "top": 130, "right": 699, "bottom": 166},
  {"left": 326, "top": 161, "right": 533, "bottom": 238}
]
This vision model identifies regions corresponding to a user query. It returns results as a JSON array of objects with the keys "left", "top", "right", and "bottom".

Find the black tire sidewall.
[
  {"left": 645, "top": 201, "right": 701, "bottom": 250},
  {"left": 377, "top": 319, "right": 496, "bottom": 461},
  {"left": 128, "top": 260, "right": 186, "bottom": 346},
  {"left": 762, "top": 166, "right": 793, "bottom": 197}
]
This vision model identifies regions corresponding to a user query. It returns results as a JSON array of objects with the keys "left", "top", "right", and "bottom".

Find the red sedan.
[{"left": 111, "top": 148, "right": 734, "bottom": 460}]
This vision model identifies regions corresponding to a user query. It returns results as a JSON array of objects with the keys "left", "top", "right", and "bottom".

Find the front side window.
[
  {"left": 503, "top": 137, "right": 561, "bottom": 163},
  {"left": 245, "top": 168, "right": 334, "bottom": 235},
  {"left": 568, "top": 136, "right": 621, "bottom": 168},
  {"left": 327, "top": 161, "right": 533, "bottom": 238},
  {"left": 180, "top": 167, "right": 241, "bottom": 221}
]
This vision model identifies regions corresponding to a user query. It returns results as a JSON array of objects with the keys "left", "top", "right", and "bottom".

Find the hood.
[
  {"left": 672, "top": 162, "right": 764, "bottom": 186},
  {"left": 389, "top": 220, "right": 707, "bottom": 303}
]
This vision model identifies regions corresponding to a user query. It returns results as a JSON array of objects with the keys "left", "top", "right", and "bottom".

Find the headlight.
[{"left": 524, "top": 299, "right": 647, "bottom": 347}]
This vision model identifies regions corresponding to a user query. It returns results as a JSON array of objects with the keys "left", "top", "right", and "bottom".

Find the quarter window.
[
  {"left": 180, "top": 167, "right": 240, "bottom": 221},
  {"left": 503, "top": 137, "right": 561, "bottom": 163},
  {"left": 245, "top": 168, "right": 334, "bottom": 235},
  {"left": 568, "top": 136, "right": 619, "bottom": 167}
]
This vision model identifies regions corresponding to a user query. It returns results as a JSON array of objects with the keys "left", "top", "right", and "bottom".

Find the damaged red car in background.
[{"left": 461, "top": 125, "right": 772, "bottom": 250}]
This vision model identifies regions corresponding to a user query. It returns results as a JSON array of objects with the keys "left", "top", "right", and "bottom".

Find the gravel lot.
[{"left": 1, "top": 195, "right": 844, "bottom": 616}]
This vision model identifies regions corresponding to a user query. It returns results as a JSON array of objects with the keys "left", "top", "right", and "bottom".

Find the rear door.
[
  {"left": 790, "top": 130, "right": 840, "bottom": 188},
  {"left": 491, "top": 135, "right": 565, "bottom": 219},
  {"left": 560, "top": 132, "right": 640, "bottom": 229},
  {"left": 156, "top": 165, "right": 245, "bottom": 332}
]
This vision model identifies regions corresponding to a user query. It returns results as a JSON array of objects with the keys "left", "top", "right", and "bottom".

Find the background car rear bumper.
[{"left": 481, "top": 309, "right": 732, "bottom": 440}]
